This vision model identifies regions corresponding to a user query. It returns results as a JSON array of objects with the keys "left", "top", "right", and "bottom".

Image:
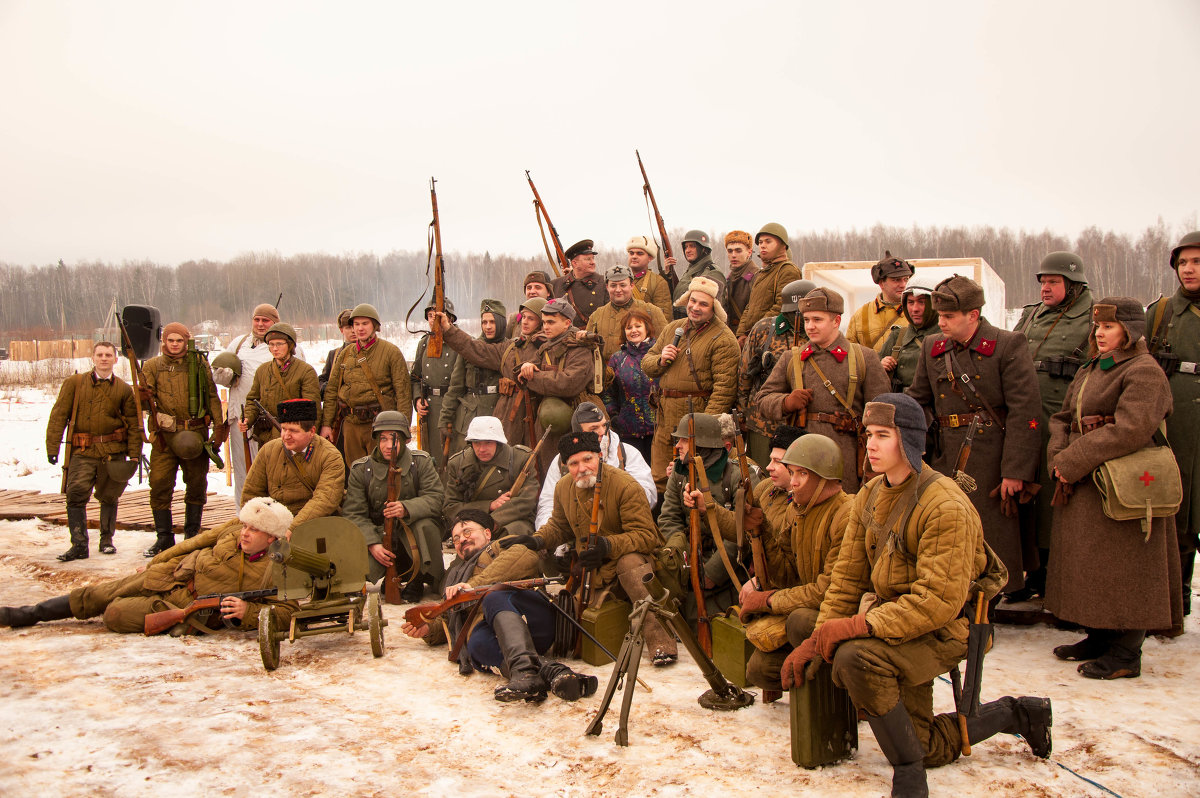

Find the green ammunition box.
[
  {"left": 789, "top": 667, "right": 858, "bottom": 768},
  {"left": 580, "top": 599, "right": 631, "bottom": 666},
  {"left": 711, "top": 609, "right": 753, "bottom": 688}
]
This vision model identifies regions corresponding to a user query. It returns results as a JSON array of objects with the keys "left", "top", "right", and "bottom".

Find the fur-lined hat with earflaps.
[
  {"left": 673, "top": 275, "right": 728, "bottom": 324},
  {"left": 239, "top": 496, "right": 294, "bottom": 539}
]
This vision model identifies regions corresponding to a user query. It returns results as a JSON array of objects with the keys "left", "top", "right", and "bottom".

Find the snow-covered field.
[{"left": 2, "top": 366, "right": 1200, "bottom": 797}]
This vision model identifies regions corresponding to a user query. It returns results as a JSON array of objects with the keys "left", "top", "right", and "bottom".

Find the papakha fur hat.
[{"left": 239, "top": 496, "right": 294, "bottom": 539}]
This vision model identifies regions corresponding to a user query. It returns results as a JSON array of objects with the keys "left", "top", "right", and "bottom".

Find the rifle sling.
[
  {"left": 283, "top": 449, "right": 315, "bottom": 492},
  {"left": 469, "top": 466, "right": 501, "bottom": 502}
]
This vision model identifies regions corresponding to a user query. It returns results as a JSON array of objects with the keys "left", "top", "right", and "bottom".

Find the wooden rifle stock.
[
  {"left": 573, "top": 460, "right": 604, "bottom": 657},
  {"left": 731, "top": 410, "right": 769, "bottom": 589},
  {"left": 525, "top": 170, "right": 567, "bottom": 277},
  {"left": 240, "top": 404, "right": 254, "bottom": 471},
  {"left": 143, "top": 588, "right": 278, "bottom": 636},
  {"left": 686, "top": 403, "right": 712, "bottom": 656},
  {"left": 508, "top": 427, "right": 551, "bottom": 497},
  {"left": 635, "top": 150, "right": 677, "bottom": 291},
  {"left": 381, "top": 440, "right": 404, "bottom": 605},
  {"left": 427, "top": 177, "right": 446, "bottom": 358},
  {"left": 404, "top": 576, "right": 564, "bottom": 627}
]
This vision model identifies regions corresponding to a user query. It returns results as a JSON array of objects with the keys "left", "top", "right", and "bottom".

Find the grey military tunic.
[
  {"left": 439, "top": 336, "right": 502, "bottom": 454},
  {"left": 442, "top": 443, "right": 538, "bottom": 538},
  {"left": 412, "top": 332, "right": 460, "bottom": 470}
]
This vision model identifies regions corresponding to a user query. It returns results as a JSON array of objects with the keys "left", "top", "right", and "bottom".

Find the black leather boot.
[
  {"left": 491, "top": 611, "right": 548, "bottom": 703},
  {"left": 0, "top": 595, "right": 73, "bottom": 628},
  {"left": 1079, "top": 630, "right": 1144, "bottom": 680},
  {"left": 539, "top": 660, "right": 598, "bottom": 701},
  {"left": 966, "top": 696, "right": 1053, "bottom": 758},
  {"left": 183, "top": 503, "right": 203, "bottom": 540},
  {"left": 1053, "top": 628, "right": 1113, "bottom": 661},
  {"left": 98, "top": 504, "right": 117, "bottom": 555},
  {"left": 57, "top": 505, "right": 90, "bottom": 562},
  {"left": 143, "top": 509, "right": 175, "bottom": 558},
  {"left": 866, "top": 702, "right": 929, "bottom": 798}
]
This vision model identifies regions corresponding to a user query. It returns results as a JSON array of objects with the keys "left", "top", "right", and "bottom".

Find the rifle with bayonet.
[
  {"left": 686, "top": 401, "right": 712, "bottom": 656},
  {"left": 526, "top": 170, "right": 567, "bottom": 277},
  {"left": 731, "top": 409, "right": 769, "bottom": 589},
  {"left": 636, "top": 150, "right": 678, "bottom": 294},
  {"left": 143, "top": 587, "right": 278, "bottom": 636},
  {"left": 427, "top": 177, "right": 447, "bottom": 359}
]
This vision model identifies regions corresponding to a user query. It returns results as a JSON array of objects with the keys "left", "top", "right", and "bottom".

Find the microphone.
[{"left": 664, "top": 327, "right": 684, "bottom": 363}]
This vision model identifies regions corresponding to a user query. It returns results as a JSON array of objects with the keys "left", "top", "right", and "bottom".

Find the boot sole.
[
  {"left": 1078, "top": 662, "right": 1140, "bottom": 680},
  {"left": 494, "top": 689, "right": 548, "bottom": 703}
]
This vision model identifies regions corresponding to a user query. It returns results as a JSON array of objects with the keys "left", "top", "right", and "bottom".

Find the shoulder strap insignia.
[{"left": 410, "top": 449, "right": 430, "bottom": 458}]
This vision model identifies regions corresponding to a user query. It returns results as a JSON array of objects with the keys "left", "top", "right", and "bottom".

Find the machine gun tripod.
[{"left": 585, "top": 570, "right": 754, "bottom": 746}]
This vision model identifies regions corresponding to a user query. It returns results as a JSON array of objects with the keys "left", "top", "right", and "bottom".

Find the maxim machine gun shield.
[
  {"left": 257, "top": 516, "right": 384, "bottom": 670},
  {"left": 121, "top": 305, "right": 162, "bottom": 361}
]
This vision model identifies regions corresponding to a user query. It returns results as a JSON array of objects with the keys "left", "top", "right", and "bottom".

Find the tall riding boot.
[
  {"left": 965, "top": 696, "right": 1053, "bottom": 758},
  {"left": 183, "top": 503, "right": 203, "bottom": 540},
  {"left": 143, "top": 509, "right": 175, "bottom": 558},
  {"left": 1079, "top": 630, "right": 1144, "bottom": 680},
  {"left": 98, "top": 504, "right": 118, "bottom": 555},
  {"left": 491, "top": 611, "right": 548, "bottom": 703},
  {"left": 0, "top": 595, "right": 73, "bottom": 628},
  {"left": 539, "top": 660, "right": 598, "bottom": 701},
  {"left": 865, "top": 702, "right": 929, "bottom": 798},
  {"left": 57, "top": 505, "right": 90, "bottom": 562}
]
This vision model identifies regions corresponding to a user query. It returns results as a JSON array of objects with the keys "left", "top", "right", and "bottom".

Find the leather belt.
[
  {"left": 1071, "top": 414, "right": 1115, "bottom": 434},
  {"left": 468, "top": 385, "right": 499, "bottom": 395},
  {"left": 660, "top": 389, "right": 712, "bottom": 399},
  {"left": 182, "top": 418, "right": 209, "bottom": 431},
  {"left": 937, "top": 413, "right": 992, "bottom": 428},
  {"left": 427, "top": 387, "right": 444, "bottom": 397},
  {"left": 72, "top": 428, "right": 127, "bottom": 447},
  {"left": 810, "top": 411, "right": 859, "bottom": 435}
]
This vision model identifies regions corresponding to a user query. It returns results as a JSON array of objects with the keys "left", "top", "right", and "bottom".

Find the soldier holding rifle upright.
[
  {"left": 440, "top": 299, "right": 506, "bottom": 454},
  {"left": 45, "top": 341, "right": 142, "bottom": 560},
  {"left": 412, "top": 298, "right": 460, "bottom": 468},
  {"left": 401, "top": 509, "right": 597, "bottom": 704}
]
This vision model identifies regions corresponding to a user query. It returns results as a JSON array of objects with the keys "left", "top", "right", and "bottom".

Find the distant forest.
[{"left": 0, "top": 219, "right": 1190, "bottom": 343}]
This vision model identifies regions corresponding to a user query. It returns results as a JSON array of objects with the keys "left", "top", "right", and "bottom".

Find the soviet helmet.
[
  {"left": 519, "top": 296, "right": 548, "bottom": 316},
  {"left": 351, "top": 303, "right": 381, "bottom": 325},
  {"left": 780, "top": 279, "right": 818, "bottom": 314},
  {"left": 538, "top": 397, "right": 573, "bottom": 435},
  {"left": 1171, "top": 231, "right": 1200, "bottom": 270},
  {"left": 210, "top": 351, "right": 242, "bottom": 377},
  {"left": 781, "top": 434, "right": 843, "bottom": 481},
  {"left": 264, "top": 322, "right": 297, "bottom": 345},
  {"left": 755, "top": 223, "right": 790, "bottom": 250},
  {"left": 681, "top": 229, "right": 712, "bottom": 254},
  {"left": 167, "top": 430, "right": 205, "bottom": 460},
  {"left": 670, "top": 413, "right": 724, "bottom": 448},
  {"left": 372, "top": 410, "right": 411, "bottom": 439},
  {"left": 1036, "top": 251, "right": 1086, "bottom": 284}
]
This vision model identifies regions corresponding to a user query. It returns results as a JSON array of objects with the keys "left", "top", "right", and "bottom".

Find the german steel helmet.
[
  {"left": 670, "top": 413, "right": 724, "bottom": 448},
  {"left": 781, "top": 434, "right": 844, "bottom": 481},
  {"left": 1035, "top": 251, "right": 1086, "bottom": 283},
  {"left": 210, "top": 351, "right": 242, "bottom": 377},
  {"left": 372, "top": 410, "right": 411, "bottom": 439},
  {"left": 780, "top": 279, "right": 818, "bottom": 313},
  {"left": 1171, "top": 231, "right": 1200, "bottom": 269},
  {"left": 681, "top": 229, "right": 712, "bottom": 252}
]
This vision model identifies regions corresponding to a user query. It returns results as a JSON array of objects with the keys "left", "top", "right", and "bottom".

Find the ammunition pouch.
[
  {"left": 346, "top": 402, "right": 382, "bottom": 424},
  {"left": 1035, "top": 356, "right": 1082, "bottom": 379},
  {"left": 72, "top": 428, "right": 127, "bottom": 449},
  {"left": 1155, "top": 350, "right": 1181, "bottom": 375},
  {"left": 498, "top": 377, "right": 518, "bottom": 396}
]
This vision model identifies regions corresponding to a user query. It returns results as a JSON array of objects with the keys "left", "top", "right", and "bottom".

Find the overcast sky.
[{"left": 1, "top": 0, "right": 1197, "bottom": 267}]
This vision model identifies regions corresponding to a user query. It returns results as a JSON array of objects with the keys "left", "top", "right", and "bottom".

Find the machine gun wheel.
[
  {"left": 258, "top": 606, "right": 281, "bottom": 671},
  {"left": 367, "top": 592, "right": 385, "bottom": 658}
]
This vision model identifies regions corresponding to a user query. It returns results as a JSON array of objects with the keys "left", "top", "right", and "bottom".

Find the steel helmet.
[
  {"left": 682, "top": 229, "right": 712, "bottom": 254},
  {"left": 351, "top": 303, "right": 381, "bottom": 325},
  {"left": 264, "top": 322, "right": 298, "bottom": 346},
  {"left": 166, "top": 430, "right": 205, "bottom": 460},
  {"left": 372, "top": 410, "right": 411, "bottom": 439},
  {"left": 1035, "top": 251, "right": 1087, "bottom": 284},
  {"left": 755, "top": 223, "right": 790, "bottom": 250},
  {"left": 781, "top": 434, "right": 843, "bottom": 481},
  {"left": 210, "top": 351, "right": 242, "bottom": 377},
  {"left": 780, "top": 280, "right": 818, "bottom": 314},
  {"left": 1171, "top": 231, "right": 1200, "bottom": 270},
  {"left": 424, "top": 297, "right": 457, "bottom": 322},
  {"left": 670, "top": 413, "right": 724, "bottom": 448},
  {"left": 537, "top": 397, "right": 573, "bottom": 435}
]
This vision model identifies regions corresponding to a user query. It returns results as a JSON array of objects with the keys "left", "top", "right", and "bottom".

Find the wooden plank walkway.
[{"left": 0, "top": 488, "right": 238, "bottom": 533}]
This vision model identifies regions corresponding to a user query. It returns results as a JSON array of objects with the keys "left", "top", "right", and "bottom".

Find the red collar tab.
[
  {"left": 357, "top": 337, "right": 376, "bottom": 352},
  {"left": 799, "top": 344, "right": 815, "bottom": 361},
  {"left": 244, "top": 548, "right": 266, "bottom": 562},
  {"left": 974, "top": 338, "right": 997, "bottom": 356},
  {"left": 930, "top": 339, "right": 949, "bottom": 357},
  {"left": 828, "top": 346, "right": 848, "bottom": 363}
]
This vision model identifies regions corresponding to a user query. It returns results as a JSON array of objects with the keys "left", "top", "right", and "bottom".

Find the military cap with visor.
[{"left": 564, "top": 239, "right": 597, "bottom": 260}]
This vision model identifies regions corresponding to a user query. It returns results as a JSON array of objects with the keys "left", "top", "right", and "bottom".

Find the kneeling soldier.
[
  {"left": 342, "top": 411, "right": 446, "bottom": 600},
  {"left": 444, "top": 416, "right": 538, "bottom": 539},
  {"left": 788, "top": 394, "right": 1051, "bottom": 798},
  {"left": 46, "top": 341, "right": 142, "bottom": 560},
  {"left": 401, "top": 510, "right": 597, "bottom": 703},
  {"left": 0, "top": 497, "right": 298, "bottom": 634}
]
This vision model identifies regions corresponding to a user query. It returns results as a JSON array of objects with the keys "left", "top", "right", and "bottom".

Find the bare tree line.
[{"left": 0, "top": 218, "right": 1191, "bottom": 344}]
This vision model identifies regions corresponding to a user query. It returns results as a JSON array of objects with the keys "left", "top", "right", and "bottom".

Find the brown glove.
[
  {"left": 210, "top": 422, "right": 230, "bottom": 447},
  {"left": 737, "top": 589, "right": 776, "bottom": 623},
  {"left": 782, "top": 388, "right": 814, "bottom": 414},
  {"left": 1051, "top": 480, "right": 1074, "bottom": 506},
  {"left": 988, "top": 484, "right": 1018, "bottom": 518}
]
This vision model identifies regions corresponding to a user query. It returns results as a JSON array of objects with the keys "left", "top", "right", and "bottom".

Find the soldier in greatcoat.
[
  {"left": 1146, "top": 230, "right": 1200, "bottom": 616},
  {"left": 787, "top": 395, "right": 1051, "bottom": 798},
  {"left": 142, "top": 322, "right": 227, "bottom": 557},
  {"left": 440, "top": 299, "right": 506, "bottom": 453},
  {"left": 738, "top": 279, "right": 813, "bottom": 466},
  {"left": 443, "top": 416, "right": 538, "bottom": 539},
  {"left": 341, "top": 411, "right": 445, "bottom": 601},
  {"left": 319, "top": 303, "right": 412, "bottom": 466},
  {"left": 734, "top": 223, "right": 801, "bottom": 340},
  {"left": 241, "top": 323, "right": 321, "bottom": 445},
  {"left": 241, "top": 399, "right": 345, "bottom": 531},
  {"left": 845, "top": 252, "right": 914, "bottom": 352},
  {"left": 45, "top": 341, "right": 142, "bottom": 560},
  {"left": 412, "top": 298, "right": 460, "bottom": 469},
  {"left": 1046, "top": 298, "right": 1183, "bottom": 678},
  {"left": 642, "top": 275, "right": 741, "bottom": 492},
  {"left": 754, "top": 287, "right": 890, "bottom": 493},
  {"left": 1012, "top": 252, "right": 1093, "bottom": 599},
  {"left": 904, "top": 275, "right": 1043, "bottom": 595},
  {"left": 551, "top": 239, "right": 608, "bottom": 327},
  {"left": 435, "top": 297, "right": 546, "bottom": 449},
  {"left": 0, "top": 497, "right": 298, "bottom": 635}
]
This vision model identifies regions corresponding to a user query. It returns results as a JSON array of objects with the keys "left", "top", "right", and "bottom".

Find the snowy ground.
[{"left": 3, "top": 370, "right": 1200, "bottom": 797}]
